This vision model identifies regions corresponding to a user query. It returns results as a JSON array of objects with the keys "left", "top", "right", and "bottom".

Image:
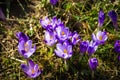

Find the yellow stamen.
[
  {"left": 48, "top": 21, "right": 50, "bottom": 24},
  {"left": 99, "top": 36, "right": 103, "bottom": 40},
  {"left": 50, "top": 36, "right": 53, "bottom": 39},
  {"left": 61, "top": 31, "right": 65, "bottom": 35},
  {"left": 63, "top": 49, "right": 67, "bottom": 54},
  {"left": 31, "top": 69, "right": 35, "bottom": 74},
  {"left": 24, "top": 43, "right": 29, "bottom": 52}
]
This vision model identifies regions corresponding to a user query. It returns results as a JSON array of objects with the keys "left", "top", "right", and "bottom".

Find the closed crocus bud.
[
  {"left": 87, "top": 41, "right": 98, "bottom": 56},
  {"left": 88, "top": 58, "right": 98, "bottom": 71},
  {"left": 21, "top": 60, "right": 42, "bottom": 78},
  {"left": 98, "top": 9, "right": 105, "bottom": 27},
  {"left": 79, "top": 41, "right": 89, "bottom": 55},
  {"left": 108, "top": 10, "right": 118, "bottom": 30},
  {"left": 114, "top": 40, "right": 120, "bottom": 53}
]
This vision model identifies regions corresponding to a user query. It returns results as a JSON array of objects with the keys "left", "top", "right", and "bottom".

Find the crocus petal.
[
  {"left": 54, "top": 49, "right": 63, "bottom": 58},
  {"left": 25, "top": 48, "right": 36, "bottom": 58},
  {"left": 28, "top": 60, "right": 35, "bottom": 68},
  {"left": 0, "top": 7, "right": 6, "bottom": 21},
  {"left": 96, "top": 31, "right": 102, "bottom": 40},
  {"left": 21, "top": 64, "right": 29, "bottom": 72},
  {"left": 34, "top": 64, "right": 39, "bottom": 72},
  {"left": 98, "top": 9, "right": 105, "bottom": 27},
  {"left": 26, "top": 40, "right": 32, "bottom": 50},
  {"left": 92, "top": 33, "right": 97, "bottom": 41},
  {"left": 56, "top": 43, "right": 64, "bottom": 52},
  {"left": 18, "top": 40, "right": 25, "bottom": 51},
  {"left": 67, "top": 45, "right": 72, "bottom": 54}
]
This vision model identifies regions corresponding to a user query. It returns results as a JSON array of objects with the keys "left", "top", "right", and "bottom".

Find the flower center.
[
  {"left": 50, "top": 36, "right": 53, "bottom": 39},
  {"left": 63, "top": 49, "right": 68, "bottom": 54},
  {"left": 99, "top": 36, "right": 103, "bottom": 40},
  {"left": 24, "top": 43, "right": 29, "bottom": 52},
  {"left": 48, "top": 21, "right": 51, "bottom": 25},
  {"left": 31, "top": 69, "right": 35, "bottom": 74},
  {"left": 61, "top": 31, "right": 65, "bottom": 35}
]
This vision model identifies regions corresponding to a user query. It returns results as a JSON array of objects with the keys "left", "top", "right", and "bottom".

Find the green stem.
[
  {"left": 64, "top": 59, "right": 68, "bottom": 71},
  {"left": 92, "top": 70, "right": 94, "bottom": 79}
]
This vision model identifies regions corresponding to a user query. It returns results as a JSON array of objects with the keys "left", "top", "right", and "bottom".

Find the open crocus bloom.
[
  {"left": 92, "top": 31, "right": 108, "bottom": 45},
  {"left": 18, "top": 40, "right": 36, "bottom": 58},
  {"left": 55, "top": 25, "right": 70, "bottom": 42},
  {"left": 21, "top": 60, "right": 41, "bottom": 78},
  {"left": 98, "top": 9, "right": 105, "bottom": 27},
  {"left": 54, "top": 41, "right": 73, "bottom": 59},
  {"left": 88, "top": 58, "right": 98, "bottom": 71},
  {"left": 44, "top": 30, "right": 57, "bottom": 46},
  {"left": 87, "top": 41, "right": 98, "bottom": 56}
]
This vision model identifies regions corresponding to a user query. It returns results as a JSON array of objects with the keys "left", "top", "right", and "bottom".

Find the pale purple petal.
[
  {"left": 25, "top": 48, "right": 36, "bottom": 58},
  {"left": 92, "top": 33, "right": 97, "bottom": 41},
  {"left": 28, "top": 60, "right": 35, "bottom": 68}
]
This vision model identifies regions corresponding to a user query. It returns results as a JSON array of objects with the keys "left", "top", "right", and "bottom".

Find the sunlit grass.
[{"left": 0, "top": 0, "right": 120, "bottom": 79}]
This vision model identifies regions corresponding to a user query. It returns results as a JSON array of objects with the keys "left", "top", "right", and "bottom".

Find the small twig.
[{"left": 9, "top": 56, "right": 26, "bottom": 63}]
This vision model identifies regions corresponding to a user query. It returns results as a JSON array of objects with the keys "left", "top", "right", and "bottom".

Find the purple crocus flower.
[
  {"left": 21, "top": 60, "right": 41, "bottom": 78},
  {"left": 55, "top": 25, "right": 70, "bottom": 41},
  {"left": 50, "top": 17, "right": 64, "bottom": 30},
  {"left": 71, "top": 31, "right": 81, "bottom": 45},
  {"left": 40, "top": 16, "right": 63, "bottom": 31},
  {"left": 16, "top": 32, "right": 29, "bottom": 42},
  {"left": 18, "top": 40, "right": 36, "bottom": 58},
  {"left": 54, "top": 41, "right": 73, "bottom": 59},
  {"left": 87, "top": 41, "right": 98, "bottom": 56},
  {"left": 108, "top": 10, "right": 118, "bottom": 30},
  {"left": 114, "top": 40, "right": 120, "bottom": 53},
  {"left": 79, "top": 41, "right": 89, "bottom": 55},
  {"left": 44, "top": 30, "right": 57, "bottom": 46},
  {"left": 88, "top": 58, "right": 98, "bottom": 71},
  {"left": 50, "top": 0, "right": 58, "bottom": 5},
  {"left": 40, "top": 16, "right": 51, "bottom": 29},
  {"left": 98, "top": 9, "right": 105, "bottom": 27},
  {"left": 92, "top": 31, "right": 108, "bottom": 45}
]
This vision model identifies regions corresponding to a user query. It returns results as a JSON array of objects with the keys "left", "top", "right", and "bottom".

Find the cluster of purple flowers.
[
  {"left": 40, "top": 15, "right": 108, "bottom": 71},
  {"left": 98, "top": 9, "right": 120, "bottom": 61},
  {"left": 80, "top": 31, "right": 108, "bottom": 70},
  {"left": 16, "top": 32, "right": 41, "bottom": 78},
  {"left": 40, "top": 16, "right": 81, "bottom": 59}
]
